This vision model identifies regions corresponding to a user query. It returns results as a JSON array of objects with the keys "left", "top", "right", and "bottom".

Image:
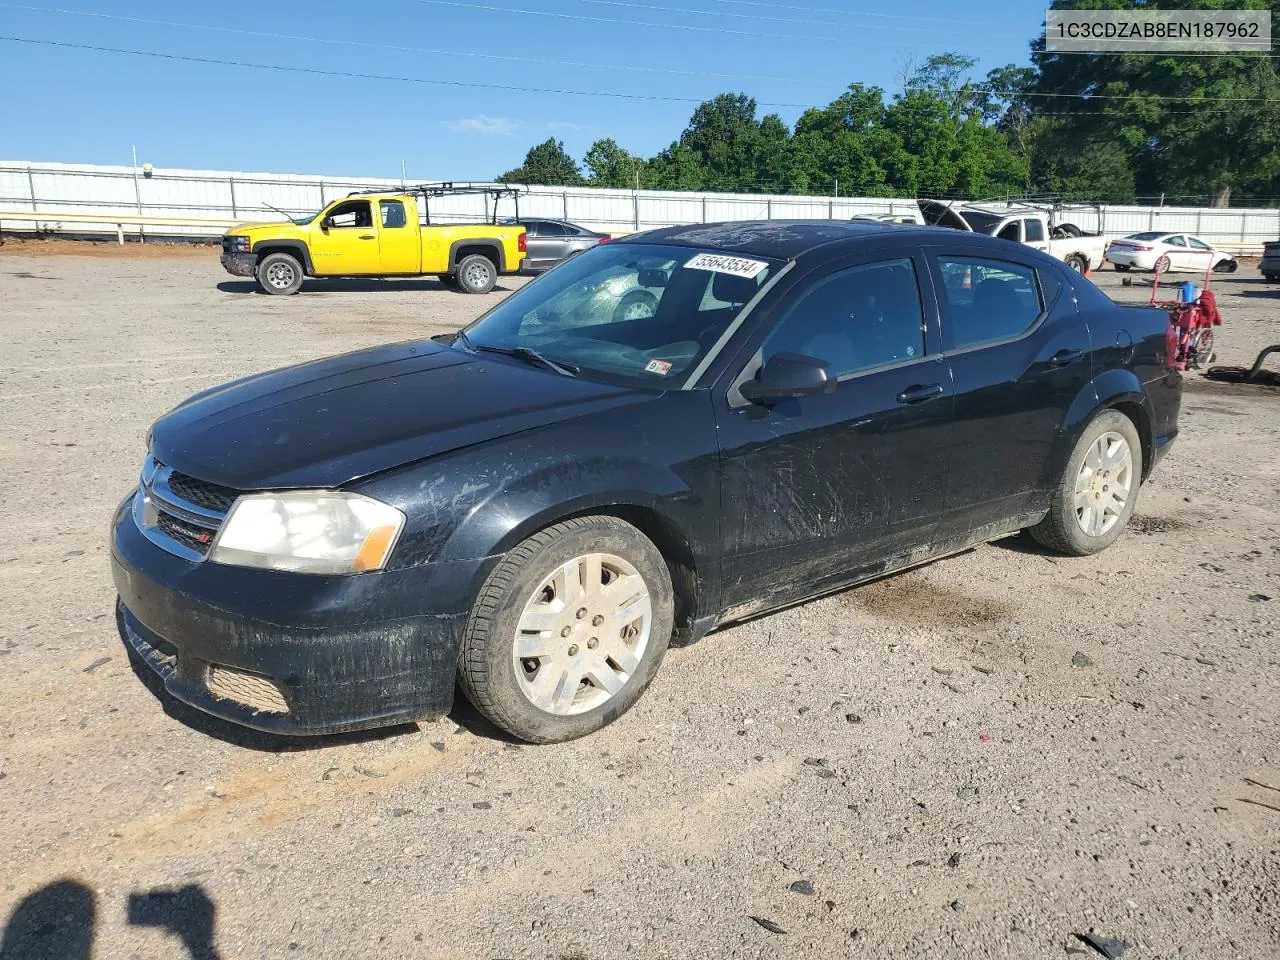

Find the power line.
[
  {"left": 0, "top": 34, "right": 819, "bottom": 106},
  {"left": 0, "top": 3, "right": 815, "bottom": 84},
  {"left": 578, "top": 0, "right": 1023, "bottom": 35},
  {"left": 2, "top": 33, "right": 1272, "bottom": 110}
]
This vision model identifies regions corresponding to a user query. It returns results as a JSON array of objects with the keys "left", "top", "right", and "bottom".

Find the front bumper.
[
  {"left": 220, "top": 250, "right": 257, "bottom": 277},
  {"left": 110, "top": 496, "right": 495, "bottom": 735}
]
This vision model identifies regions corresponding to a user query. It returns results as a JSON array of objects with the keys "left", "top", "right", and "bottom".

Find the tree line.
[{"left": 498, "top": 0, "right": 1280, "bottom": 208}]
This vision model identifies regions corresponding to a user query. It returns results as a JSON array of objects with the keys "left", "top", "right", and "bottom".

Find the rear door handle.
[
  {"left": 1049, "top": 348, "right": 1085, "bottom": 367},
  {"left": 358, "top": 234, "right": 377, "bottom": 240},
  {"left": 896, "top": 383, "right": 945, "bottom": 404}
]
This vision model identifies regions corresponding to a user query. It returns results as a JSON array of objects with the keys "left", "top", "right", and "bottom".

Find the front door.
[
  {"left": 715, "top": 254, "right": 955, "bottom": 613},
  {"left": 377, "top": 199, "right": 420, "bottom": 274},
  {"left": 1163, "top": 235, "right": 1190, "bottom": 271},
  {"left": 309, "top": 199, "right": 381, "bottom": 275},
  {"left": 525, "top": 221, "right": 572, "bottom": 270},
  {"left": 929, "top": 250, "right": 1093, "bottom": 537}
]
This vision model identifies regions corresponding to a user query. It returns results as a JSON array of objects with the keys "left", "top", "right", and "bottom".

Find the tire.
[
  {"left": 1113, "top": 264, "right": 1131, "bottom": 272},
  {"left": 1193, "top": 329, "right": 1215, "bottom": 367},
  {"left": 1153, "top": 255, "right": 1171, "bottom": 274},
  {"left": 1264, "top": 273, "right": 1280, "bottom": 283},
  {"left": 1213, "top": 259, "right": 1237, "bottom": 274},
  {"left": 1052, "top": 222, "right": 1083, "bottom": 239},
  {"left": 1064, "top": 254, "right": 1088, "bottom": 274},
  {"left": 454, "top": 254, "right": 497, "bottom": 294},
  {"left": 612, "top": 289, "right": 659, "bottom": 323},
  {"left": 1028, "top": 410, "right": 1142, "bottom": 556},
  {"left": 457, "top": 515, "right": 675, "bottom": 743},
  {"left": 255, "top": 252, "right": 304, "bottom": 295}
]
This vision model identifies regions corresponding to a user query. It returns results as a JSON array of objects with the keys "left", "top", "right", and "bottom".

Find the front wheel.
[
  {"left": 1028, "top": 410, "right": 1142, "bottom": 556},
  {"left": 256, "top": 253, "right": 304, "bottom": 295},
  {"left": 455, "top": 254, "right": 497, "bottom": 294},
  {"left": 457, "top": 516, "right": 674, "bottom": 743}
]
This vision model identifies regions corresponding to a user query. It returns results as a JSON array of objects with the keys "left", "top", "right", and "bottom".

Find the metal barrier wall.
[{"left": 2, "top": 160, "right": 1277, "bottom": 251}]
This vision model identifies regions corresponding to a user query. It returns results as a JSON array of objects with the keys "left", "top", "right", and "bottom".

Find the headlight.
[
  {"left": 209, "top": 491, "right": 405, "bottom": 575},
  {"left": 228, "top": 236, "right": 250, "bottom": 252}
]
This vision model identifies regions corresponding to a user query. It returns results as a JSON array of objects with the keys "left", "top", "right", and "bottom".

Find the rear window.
[
  {"left": 1126, "top": 232, "right": 1164, "bottom": 241},
  {"left": 936, "top": 257, "right": 1044, "bottom": 350}
]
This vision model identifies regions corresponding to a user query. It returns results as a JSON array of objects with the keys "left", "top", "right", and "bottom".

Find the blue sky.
[{"left": 0, "top": 1, "right": 1048, "bottom": 179}]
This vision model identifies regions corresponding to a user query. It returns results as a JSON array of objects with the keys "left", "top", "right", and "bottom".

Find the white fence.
[{"left": 2, "top": 160, "right": 1277, "bottom": 252}]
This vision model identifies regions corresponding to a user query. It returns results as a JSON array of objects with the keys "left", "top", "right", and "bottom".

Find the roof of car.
[{"left": 622, "top": 219, "right": 953, "bottom": 260}]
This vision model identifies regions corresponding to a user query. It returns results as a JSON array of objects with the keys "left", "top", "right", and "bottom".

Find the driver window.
[
  {"left": 326, "top": 200, "right": 373, "bottom": 229},
  {"left": 997, "top": 221, "right": 1021, "bottom": 242},
  {"left": 762, "top": 258, "right": 926, "bottom": 377}
]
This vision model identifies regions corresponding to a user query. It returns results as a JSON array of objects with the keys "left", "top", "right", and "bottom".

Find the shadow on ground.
[
  {"left": 0, "top": 880, "right": 223, "bottom": 960},
  {"left": 216, "top": 279, "right": 518, "bottom": 295}
]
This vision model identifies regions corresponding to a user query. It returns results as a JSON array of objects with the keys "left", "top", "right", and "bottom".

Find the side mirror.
[
  {"left": 319, "top": 217, "right": 332, "bottom": 232},
  {"left": 738, "top": 352, "right": 836, "bottom": 404}
]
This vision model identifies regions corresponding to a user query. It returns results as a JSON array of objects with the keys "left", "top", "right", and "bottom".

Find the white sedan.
[{"left": 1105, "top": 232, "right": 1238, "bottom": 274}]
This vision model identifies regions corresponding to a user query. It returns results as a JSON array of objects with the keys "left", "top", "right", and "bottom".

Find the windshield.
[{"left": 461, "top": 243, "right": 781, "bottom": 388}]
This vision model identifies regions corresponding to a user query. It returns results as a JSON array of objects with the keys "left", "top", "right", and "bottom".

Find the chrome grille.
[{"left": 134, "top": 456, "right": 239, "bottom": 560}]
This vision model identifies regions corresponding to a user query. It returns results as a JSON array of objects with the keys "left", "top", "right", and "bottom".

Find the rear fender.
[{"left": 1064, "top": 367, "right": 1155, "bottom": 475}]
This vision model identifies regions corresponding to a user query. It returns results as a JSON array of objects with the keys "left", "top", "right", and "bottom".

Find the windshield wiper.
[{"left": 464, "top": 338, "right": 579, "bottom": 377}]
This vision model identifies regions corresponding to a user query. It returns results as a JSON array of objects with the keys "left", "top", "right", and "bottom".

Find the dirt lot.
[{"left": 1, "top": 250, "right": 1277, "bottom": 960}]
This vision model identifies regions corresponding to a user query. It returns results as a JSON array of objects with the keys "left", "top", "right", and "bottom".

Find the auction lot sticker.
[
  {"left": 1046, "top": 9, "right": 1270, "bottom": 52},
  {"left": 684, "top": 252, "right": 770, "bottom": 279}
]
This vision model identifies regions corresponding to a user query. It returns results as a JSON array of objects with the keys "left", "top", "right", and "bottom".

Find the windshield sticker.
[
  {"left": 644, "top": 359, "right": 673, "bottom": 376},
  {"left": 683, "top": 252, "right": 769, "bottom": 279}
]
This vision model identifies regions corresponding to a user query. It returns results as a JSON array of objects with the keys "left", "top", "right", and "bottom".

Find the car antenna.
[{"left": 262, "top": 202, "right": 293, "bottom": 222}]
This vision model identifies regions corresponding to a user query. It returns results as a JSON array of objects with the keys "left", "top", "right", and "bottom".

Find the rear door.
[
  {"left": 714, "top": 250, "right": 954, "bottom": 612},
  {"left": 377, "top": 199, "right": 420, "bottom": 274},
  {"left": 929, "top": 248, "right": 1092, "bottom": 538}
]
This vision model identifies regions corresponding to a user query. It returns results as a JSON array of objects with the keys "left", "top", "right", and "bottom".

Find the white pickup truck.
[{"left": 918, "top": 200, "right": 1108, "bottom": 275}]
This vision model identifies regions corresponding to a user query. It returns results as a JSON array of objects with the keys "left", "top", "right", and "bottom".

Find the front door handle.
[
  {"left": 358, "top": 234, "right": 377, "bottom": 240},
  {"left": 1049, "top": 348, "right": 1085, "bottom": 367},
  {"left": 896, "top": 383, "right": 945, "bottom": 404}
]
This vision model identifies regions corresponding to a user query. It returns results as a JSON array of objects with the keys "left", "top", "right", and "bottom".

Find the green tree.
[
  {"left": 583, "top": 139, "right": 646, "bottom": 189},
  {"left": 1031, "top": 0, "right": 1280, "bottom": 205},
  {"left": 498, "top": 138, "right": 584, "bottom": 186}
]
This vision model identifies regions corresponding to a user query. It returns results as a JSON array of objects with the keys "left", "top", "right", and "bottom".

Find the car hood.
[
  {"left": 149, "top": 340, "right": 647, "bottom": 490},
  {"left": 224, "top": 222, "right": 312, "bottom": 240},
  {"left": 917, "top": 199, "right": 973, "bottom": 231}
]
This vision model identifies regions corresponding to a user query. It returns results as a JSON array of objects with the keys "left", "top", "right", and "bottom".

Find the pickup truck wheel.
[
  {"left": 455, "top": 254, "right": 497, "bottom": 294},
  {"left": 1064, "top": 254, "right": 1088, "bottom": 274},
  {"left": 256, "top": 253, "right": 304, "bottom": 295},
  {"left": 457, "top": 515, "right": 674, "bottom": 743},
  {"left": 1028, "top": 410, "right": 1141, "bottom": 557}
]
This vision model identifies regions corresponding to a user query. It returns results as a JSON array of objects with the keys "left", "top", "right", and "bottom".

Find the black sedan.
[{"left": 111, "top": 221, "right": 1181, "bottom": 743}]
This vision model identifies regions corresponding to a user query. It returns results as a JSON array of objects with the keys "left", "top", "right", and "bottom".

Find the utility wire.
[{"left": 0, "top": 3, "right": 812, "bottom": 84}]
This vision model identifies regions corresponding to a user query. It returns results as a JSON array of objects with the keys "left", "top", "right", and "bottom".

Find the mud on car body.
[{"left": 113, "top": 221, "right": 1181, "bottom": 743}]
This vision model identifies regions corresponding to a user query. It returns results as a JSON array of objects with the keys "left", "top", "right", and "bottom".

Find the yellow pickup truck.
[{"left": 220, "top": 184, "right": 527, "bottom": 295}]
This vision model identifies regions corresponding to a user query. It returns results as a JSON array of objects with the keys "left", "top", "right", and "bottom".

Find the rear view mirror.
[
  {"left": 638, "top": 268, "right": 668, "bottom": 288},
  {"left": 739, "top": 353, "right": 835, "bottom": 404}
]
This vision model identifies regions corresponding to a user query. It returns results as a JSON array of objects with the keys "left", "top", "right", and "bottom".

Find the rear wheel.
[
  {"left": 1154, "top": 255, "right": 1171, "bottom": 274},
  {"left": 256, "top": 253, "right": 304, "bottom": 295},
  {"left": 1028, "top": 410, "right": 1141, "bottom": 556},
  {"left": 457, "top": 516, "right": 674, "bottom": 743},
  {"left": 1064, "top": 254, "right": 1088, "bottom": 274},
  {"left": 455, "top": 254, "right": 497, "bottom": 294}
]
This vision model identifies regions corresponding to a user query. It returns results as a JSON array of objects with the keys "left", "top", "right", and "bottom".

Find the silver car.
[{"left": 514, "top": 218, "right": 609, "bottom": 272}]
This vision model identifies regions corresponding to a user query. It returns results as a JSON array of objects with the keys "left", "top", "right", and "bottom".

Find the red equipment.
[{"left": 1149, "top": 258, "right": 1222, "bottom": 371}]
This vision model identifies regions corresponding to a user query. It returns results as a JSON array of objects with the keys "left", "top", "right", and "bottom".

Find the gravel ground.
[{"left": 0, "top": 251, "right": 1277, "bottom": 960}]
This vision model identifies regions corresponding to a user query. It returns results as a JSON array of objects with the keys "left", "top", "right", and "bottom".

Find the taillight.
[
  {"left": 518, "top": 231, "right": 527, "bottom": 253},
  {"left": 597, "top": 236, "right": 611, "bottom": 244},
  {"left": 1132, "top": 244, "right": 1152, "bottom": 252}
]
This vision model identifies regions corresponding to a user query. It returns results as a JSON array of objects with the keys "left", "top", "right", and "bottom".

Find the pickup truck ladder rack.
[{"left": 346, "top": 182, "right": 521, "bottom": 224}]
